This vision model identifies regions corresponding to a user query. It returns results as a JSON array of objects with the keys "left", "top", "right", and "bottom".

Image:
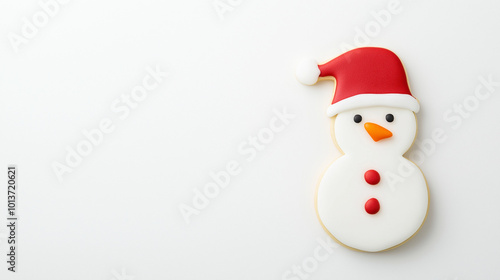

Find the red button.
[
  {"left": 364, "top": 170, "right": 380, "bottom": 185},
  {"left": 365, "top": 198, "right": 380, "bottom": 214}
]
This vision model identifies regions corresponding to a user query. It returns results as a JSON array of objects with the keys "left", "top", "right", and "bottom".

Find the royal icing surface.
[{"left": 316, "top": 107, "right": 428, "bottom": 252}]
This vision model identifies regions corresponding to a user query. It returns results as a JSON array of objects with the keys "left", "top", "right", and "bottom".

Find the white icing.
[
  {"left": 316, "top": 106, "right": 428, "bottom": 252},
  {"left": 296, "top": 59, "right": 320, "bottom": 85},
  {"left": 327, "top": 93, "right": 420, "bottom": 117}
]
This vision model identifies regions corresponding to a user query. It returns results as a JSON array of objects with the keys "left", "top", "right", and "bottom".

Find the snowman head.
[{"left": 333, "top": 106, "right": 417, "bottom": 156}]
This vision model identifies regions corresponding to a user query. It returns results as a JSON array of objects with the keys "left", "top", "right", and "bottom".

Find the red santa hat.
[{"left": 296, "top": 47, "right": 420, "bottom": 117}]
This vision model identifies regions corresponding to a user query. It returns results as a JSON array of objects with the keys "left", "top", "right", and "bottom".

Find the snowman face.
[{"left": 333, "top": 106, "right": 417, "bottom": 156}]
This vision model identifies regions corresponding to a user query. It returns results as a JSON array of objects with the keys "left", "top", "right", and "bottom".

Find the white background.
[{"left": 0, "top": 0, "right": 499, "bottom": 279}]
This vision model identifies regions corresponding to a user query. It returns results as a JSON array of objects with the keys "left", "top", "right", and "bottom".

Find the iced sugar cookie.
[{"left": 296, "top": 47, "right": 429, "bottom": 252}]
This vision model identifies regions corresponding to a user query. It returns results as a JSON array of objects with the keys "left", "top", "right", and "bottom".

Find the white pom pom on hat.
[{"left": 295, "top": 59, "right": 320, "bottom": 85}]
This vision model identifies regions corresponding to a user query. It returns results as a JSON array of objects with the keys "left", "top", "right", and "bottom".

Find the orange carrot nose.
[{"left": 364, "top": 122, "right": 393, "bottom": 142}]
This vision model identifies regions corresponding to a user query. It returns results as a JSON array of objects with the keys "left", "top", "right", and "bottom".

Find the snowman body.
[{"left": 316, "top": 106, "right": 429, "bottom": 252}]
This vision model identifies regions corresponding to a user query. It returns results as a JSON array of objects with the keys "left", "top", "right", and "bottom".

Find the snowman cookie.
[{"left": 296, "top": 47, "right": 429, "bottom": 252}]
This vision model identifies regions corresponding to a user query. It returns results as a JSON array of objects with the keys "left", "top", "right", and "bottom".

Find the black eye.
[
  {"left": 386, "top": 114, "right": 394, "bottom": 122},
  {"left": 353, "top": 114, "right": 362, "bottom": 123}
]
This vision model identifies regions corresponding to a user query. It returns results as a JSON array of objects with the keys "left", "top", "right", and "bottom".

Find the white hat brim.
[{"left": 326, "top": 93, "right": 420, "bottom": 117}]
